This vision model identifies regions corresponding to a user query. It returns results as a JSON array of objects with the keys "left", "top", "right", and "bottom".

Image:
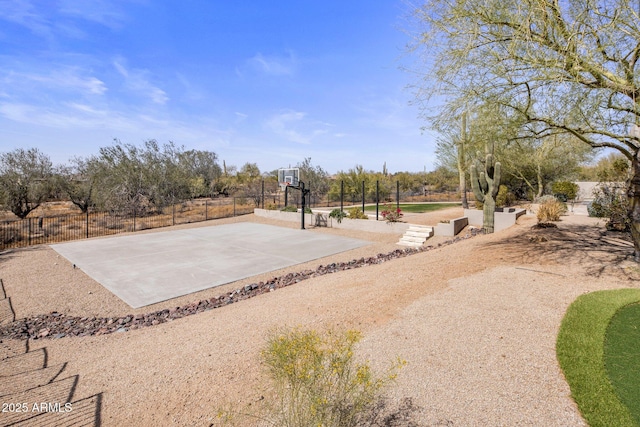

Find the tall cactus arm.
[
  {"left": 490, "top": 161, "right": 502, "bottom": 198},
  {"left": 480, "top": 171, "right": 488, "bottom": 193},
  {"left": 470, "top": 164, "right": 485, "bottom": 203}
]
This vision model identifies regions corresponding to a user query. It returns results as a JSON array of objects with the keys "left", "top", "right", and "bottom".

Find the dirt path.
[{"left": 1, "top": 210, "right": 638, "bottom": 426}]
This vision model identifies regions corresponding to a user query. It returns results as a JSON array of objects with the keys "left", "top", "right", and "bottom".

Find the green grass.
[
  {"left": 557, "top": 289, "right": 640, "bottom": 427},
  {"left": 363, "top": 203, "right": 460, "bottom": 214},
  {"left": 604, "top": 302, "right": 640, "bottom": 425}
]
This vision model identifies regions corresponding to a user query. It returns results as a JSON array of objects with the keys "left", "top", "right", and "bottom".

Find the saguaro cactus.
[{"left": 470, "top": 153, "right": 501, "bottom": 233}]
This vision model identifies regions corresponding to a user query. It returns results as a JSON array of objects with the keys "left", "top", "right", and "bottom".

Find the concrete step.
[
  {"left": 400, "top": 235, "right": 428, "bottom": 243},
  {"left": 408, "top": 225, "right": 433, "bottom": 232},
  {"left": 397, "top": 224, "right": 433, "bottom": 247},
  {"left": 397, "top": 239, "right": 424, "bottom": 248},
  {"left": 405, "top": 230, "right": 431, "bottom": 238}
]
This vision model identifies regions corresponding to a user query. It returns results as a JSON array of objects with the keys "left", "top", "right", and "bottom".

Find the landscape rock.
[{"left": 0, "top": 232, "right": 480, "bottom": 341}]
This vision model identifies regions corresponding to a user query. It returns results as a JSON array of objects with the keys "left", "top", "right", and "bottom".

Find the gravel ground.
[{"left": 1, "top": 208, "right": 638, "bottom": 426}]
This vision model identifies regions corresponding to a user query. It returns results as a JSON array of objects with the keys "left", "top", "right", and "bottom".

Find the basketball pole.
[{"left": 288, "top": 181, "right": 310, "bottom": 229}]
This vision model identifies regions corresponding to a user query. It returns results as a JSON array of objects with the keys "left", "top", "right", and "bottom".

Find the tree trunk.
[
  {"left": 628, "top": 155, "right": 640, "bottom": 262},
  {"left": 459, "top": 111, "right": 469, "bottom": 209},
  {"left": 536, "top": 164, "right": 544, "bottom": 199},
  {"left": 460, "top": 172, "right": 469, "bottom": 209}
]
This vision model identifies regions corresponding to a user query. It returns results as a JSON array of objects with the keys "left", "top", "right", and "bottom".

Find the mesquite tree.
[
  {"left": 409, "top": 0, "right": 640, "bottom": 260},
  {"left": 0, "top": 148, "right": 53, "bottom": 218},
  {"left": 471, "top": 153, "right": 502, "bottom": 233}
]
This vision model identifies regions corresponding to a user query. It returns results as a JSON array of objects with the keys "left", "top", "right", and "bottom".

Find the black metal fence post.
[
  {"left": 396, "top": 180, "right": 400, "bottom": 211},
  {"left": 261, "top": 179, "right": 265, "bottom": 209},
  {"left": 172, "top": 203, "right": 176, "bottom": 226},
  {"left": 376, "top": 180, "right": 379, "bottom": 220},
  {"left": 362, "top": 181, "right": 365, "bottom": 213},
  {"left": 340, "top": 180, "right": 344, "bottom": 213},
  {"left": 1, "top": 195, "right": 264, "bottom": 251}
]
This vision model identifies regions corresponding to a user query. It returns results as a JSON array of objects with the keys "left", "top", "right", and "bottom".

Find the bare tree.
[{"left": 409, "top": 0, "right": 640, "bottom": 260}]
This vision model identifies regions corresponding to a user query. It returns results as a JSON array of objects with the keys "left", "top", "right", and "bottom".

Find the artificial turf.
[
  {"left": 363, "top": 203, "right": 460, "bottom": 213},
  {"left": 557, "top": 289, "right": 640, "bottom": 427},
  {"left": 604, "top": 302, "right": 640, "bottom": 426}
]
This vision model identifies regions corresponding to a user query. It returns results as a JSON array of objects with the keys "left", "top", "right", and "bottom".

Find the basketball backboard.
[{"left": 278, "top": 168, "right": 300, "bottom": 189}]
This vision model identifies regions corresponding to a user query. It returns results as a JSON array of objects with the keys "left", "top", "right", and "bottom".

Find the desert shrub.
[
  {"left": 380, "top": 204, "right": 403, "bottom": 223},
  {"left": 259, "top": 328, "right": 405, "bottom": 427},
  {"left": 348, "top": 207, "right": 368, "bottom": 220},
  {"left": 496, "top": 185, "right": 516, "bottom": 207},
  {"left": 329, "top": 208, "right": 347, "bottom": 223},
  {"left": 533, "top": 194, "right": 557, "bottom": 204},
  {"left": 536, "top": 196, "right": 567, "bottom": 223},
  {"left": 281, "top": 205, "right": 298, "bottom": 212},
  {"left": 552, "top": 181, "right": 579, "bottom": 202},
  {"left": 265, "top": 202, "right": 278, "bottom": 210},
  {"left": 588, "top": 184, "right": 630, "bottom": 231}
]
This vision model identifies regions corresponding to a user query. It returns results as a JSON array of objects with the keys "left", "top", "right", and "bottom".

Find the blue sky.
[{"left": 0, "top": 0, "right": 437, "bottom": 174}]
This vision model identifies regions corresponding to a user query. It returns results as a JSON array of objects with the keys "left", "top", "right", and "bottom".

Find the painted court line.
[{"left": 51, "top": 222, "right": 369, "bottom": 308}]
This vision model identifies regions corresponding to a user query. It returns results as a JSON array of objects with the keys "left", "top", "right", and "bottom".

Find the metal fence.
[
  {"left": 0, "top": 197, "right": 255, "bottom": 250},
  {"left": 1, "top": 188, "right": 468, "bottom": 251},
  {"left": 275, "top": 189, "right": 468, "bottom": 209}
]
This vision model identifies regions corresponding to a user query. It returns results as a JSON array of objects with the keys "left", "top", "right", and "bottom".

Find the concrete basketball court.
[{"left": 51, "top": 222, "right": 369, "bottom": 308}]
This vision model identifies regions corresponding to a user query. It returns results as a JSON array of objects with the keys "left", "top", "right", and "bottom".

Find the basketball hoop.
[{"left": 278, "top": 167, "right": 300, "bottom": 191}]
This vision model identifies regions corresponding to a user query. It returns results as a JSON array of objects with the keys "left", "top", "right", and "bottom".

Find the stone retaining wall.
[
  {"left": 434, "top": 216, "right": 469, "bottom": 236},
  {"left": 464, "top": 208, "right": 526, "bottom": 232},
  {"left": 254, "top": 208, "right": 410, "bottom": 234}
]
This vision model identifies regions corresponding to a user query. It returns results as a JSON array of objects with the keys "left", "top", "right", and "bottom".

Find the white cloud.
[
  {"left": 0, "top": 98, "right": 229, "bottom": 149},
  {"left": 113, "top": 58, "right": 169, "bottom": 104},
  {"left": 265, "top": 110, "right": 329, "bottom": 145},
  {"left": 234, "top": 112, "right": 248, "bottom": 124},
  {"left": 1, "top": 67, "right": 107, "bottom": 97},
  {"left": 58, "top": 0, "right": 130, "bottom": 30},
  {"left": 0, "top": 0, "right": 52, "bottom": 37},
  {"left": 0, "top": 0, "right": 134, "bottom": 42},
  {"left": 0, "top": 101, "right": 130, "bottom": 130},
  {"left": 248, "top": 51, "right": 297, "bottom": 76}
]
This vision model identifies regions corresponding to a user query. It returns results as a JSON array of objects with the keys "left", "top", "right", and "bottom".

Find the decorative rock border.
[{"left": 0, "top": 230, "right": 481, "bottom": 340}]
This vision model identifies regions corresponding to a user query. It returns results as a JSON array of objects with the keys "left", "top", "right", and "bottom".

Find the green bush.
[
  {"left": 496, "top": 185, "right": 516, "bottom": 207},
  {"left": 588, "top": 184, "right": 630, "bottom": 231},
  {"left": 329, "top": 208, "right": 347, "bottom": 223},
  {"left": 552, "top": 181, "right": 579, "bottom": 202},
  {"left": 348, "top": 207, "right": 368, "bottom": 220},
  {"left": 280, "top": 206, "right": 312, "bottom": 214}
]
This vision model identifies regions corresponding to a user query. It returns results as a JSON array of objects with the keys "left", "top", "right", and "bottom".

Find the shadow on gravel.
[
  {"left": 0, "top": 246, "right": 43, "bottom": 268},
  {"left": 368, "top": 397, "right": 453, "bottom": 427},
  {"left": 0, "top": 277, "right": 103, "bottom": 427},
  {"left": 480, "top": 221, "right": 639, "bottom": 279}
]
